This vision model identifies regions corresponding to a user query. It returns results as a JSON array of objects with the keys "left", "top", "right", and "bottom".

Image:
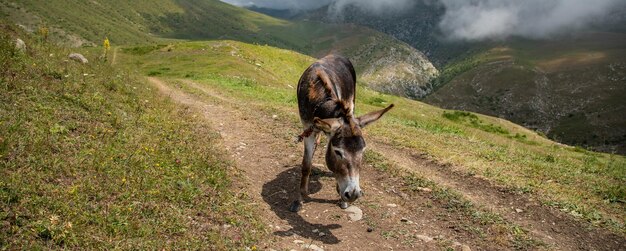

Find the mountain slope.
[
  {"left": 0, "top": 0, "right": 438, "bottom": 98},
  {"left": 297, "top": 1, "right": 478, "bottom": 68},
  {"left": 425, "top": 33, "right": 626, "bottom": 153},
  {"left": 297, "top": 3, "right": 626, "bottom": 153}
]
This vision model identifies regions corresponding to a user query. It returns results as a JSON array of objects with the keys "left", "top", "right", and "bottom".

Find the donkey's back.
[{"left": 297, "top": 54, "right": 356, "bottom": 126}]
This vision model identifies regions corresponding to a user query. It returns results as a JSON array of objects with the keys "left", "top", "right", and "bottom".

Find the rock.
[
  {"left": 400, "top": 217, "right": 409, "bottom": 222},
  {"left": 415, "top": 234, "right": 433, "bottom": 242},
  {"left": 15, "top": 38, "right": 25, "bottom": 52},
  {"left": 68, "top": 53, "right": 88, "bottom": 64},
  {"left": 293, "top": 240, "right": 304, "bottom": 244},
  {"left": 302, "top": 244, "right": 324, "bottom": 251},
  {"left": 318, "top": 232, "right": 326, "bottom": 237},
  {"left": 417, "top": 187, "right": 432, "bottom": 192},
  {"left": 312, "top": 229, "right": 319, "bottom": 233},
  {"left": 386, "top": 203, "right": 397, "bottom": 208},
  {"left": 515, "top": 208, "right": 523, "bottom": 213},
  {"left": 344, "top": 205, "right": 363, "bottom": 221},
  {"left": 272, "top": 114, "right": 278, "bottom": 119}
]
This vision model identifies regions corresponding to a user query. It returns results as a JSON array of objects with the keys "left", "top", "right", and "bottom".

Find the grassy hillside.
[
  {"left": 0, "top": 25, "right": 263, "bottom": 249},
  {"left": 0, "top": 0, "right": 438, "bottom": 97},
  {"left": 118, "top": 40, "right": 626, "bottom": 235},
  {"left": 425, "top": 33, "right": 626, "bottom": 154}
]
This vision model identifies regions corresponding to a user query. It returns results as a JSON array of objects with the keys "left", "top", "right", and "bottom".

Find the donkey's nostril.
[{"left": 344, "top": 191, "right": 351, "bottom": 199}]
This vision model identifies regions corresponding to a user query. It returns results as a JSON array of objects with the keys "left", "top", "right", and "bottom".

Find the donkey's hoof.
[
  {"left": 289, "top": 200, "right": 302, "bottom": 212},
  {"left": 339, "top": 201, "right": 349, "bottom": 209}
]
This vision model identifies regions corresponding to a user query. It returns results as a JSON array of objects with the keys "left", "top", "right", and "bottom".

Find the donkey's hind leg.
[{"left": 290, "top": 131, "right": 318, "bottom": 212}]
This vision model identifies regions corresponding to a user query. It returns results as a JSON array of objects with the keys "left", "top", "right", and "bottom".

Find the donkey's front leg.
[
  {"left": 290, "top": 132, "right": 317, "bottom": 212},
  {"left": 336, "top": 183, "right": 349, "bottom": 209}
]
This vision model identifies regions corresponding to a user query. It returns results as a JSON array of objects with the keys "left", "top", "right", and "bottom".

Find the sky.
[{"left": 220, "top": 0, "right": 624, "bottom": 41}]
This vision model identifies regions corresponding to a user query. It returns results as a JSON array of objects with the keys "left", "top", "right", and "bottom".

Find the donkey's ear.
[
  {"left": 357, "top": 104, "right": 394, "bottom": 128},
  {"left": 313, "top": 117, "right": 342, "bottom": 133}
]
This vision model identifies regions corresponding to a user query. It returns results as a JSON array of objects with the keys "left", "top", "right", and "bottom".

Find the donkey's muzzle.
[{"left": 343, "top": 189, "right": 362, "bottom": 202}]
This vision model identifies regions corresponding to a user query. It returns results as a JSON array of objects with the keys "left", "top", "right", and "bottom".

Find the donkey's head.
[{"left": 313, "top": 104, "right": 394, "bottom": 203}]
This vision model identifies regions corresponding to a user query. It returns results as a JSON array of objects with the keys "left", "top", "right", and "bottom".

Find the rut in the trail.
[{"left": 148, "top": 77, "right": 626, "bottom": 251}]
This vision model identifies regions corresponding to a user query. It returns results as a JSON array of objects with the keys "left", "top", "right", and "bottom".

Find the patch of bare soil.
[{"left": 148, "top": 77, "right": 625, "bottom": 250}]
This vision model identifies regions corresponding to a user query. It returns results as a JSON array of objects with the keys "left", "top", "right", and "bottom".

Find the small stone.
[
  {"left": 68, "top": 53, "right": 88, "bottom": 64},
  {"left": 400, "top": 217, "right": 409, "bottom": 222},
  {"left": 318, "top": 232, "right": 326, "bottom": 237},
  {"left": 302, "top": 244, "right": 324, "bottom": 251},
  {"left": 15, "top": 38, "right": 26, "bottom": 52},
  {"left": 272, "top": 114, "right": 278, "bottom": 119},
  {"left": 417, "top": 187, "right": 432, "bottom": 192},
  {"left": 293, "top": 240, "right": 304, "bottom": 244},
  {"left": 222, "top": 224, "right": 231, "bottom": 229},
  {"left": 461, "top": 244, "right": 472, "bottom": 251},
  {"left": 312, "top": 163, "right": 325, "bottom": 169},
  {"left": 387, "top": 203, "right": 397, "bottom": 208},
  {"left": 367, "top": 227, "right": 373, "bottom": 232},
  {"left": 312, "top": 229, "right": 319, "bottom": 233},
  {"left": 415, "top": 234, "right": 433, "bottom": 242},
  {"left": 344, "top": 205, "right": 363, "bottom": 221},
  {"left": 515, "top": 208, "right": 523, "bottom": 213}
]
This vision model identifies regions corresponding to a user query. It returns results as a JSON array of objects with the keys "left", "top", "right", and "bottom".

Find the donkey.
[{"left": 291, "top": 54, "right": 394, "bottom": 212}]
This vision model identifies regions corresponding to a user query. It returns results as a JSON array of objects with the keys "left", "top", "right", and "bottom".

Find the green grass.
[
  {"left": 0, "top": 26, "right": 264, "bottom": 249},
  {"left": 443, "top": 111, "right": 510, "bottom": 135},
  {"left": 119, "top": 39, "right": 626, "bottom": 235}
]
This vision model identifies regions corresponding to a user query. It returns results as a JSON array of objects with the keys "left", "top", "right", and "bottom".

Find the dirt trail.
[
  {"left": 148, "top": 77, "right": 626, "bottom": 250},
  {"left": 111, "top": 47, "right": 118, "bottom": 65},
  {"left": 368, "top": 140, "right": 626, "bottom": 250}
]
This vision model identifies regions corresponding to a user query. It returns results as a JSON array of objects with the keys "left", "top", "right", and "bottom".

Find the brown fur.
[{"left": 315, "top": 69, "right": 338, "bottom": 100}]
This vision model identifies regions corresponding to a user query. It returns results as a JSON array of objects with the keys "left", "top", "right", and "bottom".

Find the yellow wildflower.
[{"left": 103, "top": 37, "right": 110, "bottom": 51}]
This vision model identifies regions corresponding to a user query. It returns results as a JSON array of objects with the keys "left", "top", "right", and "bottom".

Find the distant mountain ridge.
[
  {"left": 286, "top": 2, "right": 626, "bottom": 154},
  {"left": 0, "top": 0, "right": 438, "bottom": 98}
]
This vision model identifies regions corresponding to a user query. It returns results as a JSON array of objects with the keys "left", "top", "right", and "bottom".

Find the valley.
[{"left": 290, "top": 1, "right": 626, "bottom": 154}]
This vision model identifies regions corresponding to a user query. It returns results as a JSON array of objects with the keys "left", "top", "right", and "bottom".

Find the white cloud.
[
  {"left": 439, "top": 0, "right": 623, "bottom": 40},
  {"left": 328, "top": 0, "right": 415, "bottom": 16},
  {"left": 221, "top": 0, "right": 330, "bottom": 10},
  {"left": 221, "top": 0, "right": 625, "bottom": 40}
]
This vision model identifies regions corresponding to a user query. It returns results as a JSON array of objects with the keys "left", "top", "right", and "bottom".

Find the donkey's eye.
[{"left": 334, "top": 149, "right": 344, "bottom": 159}]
